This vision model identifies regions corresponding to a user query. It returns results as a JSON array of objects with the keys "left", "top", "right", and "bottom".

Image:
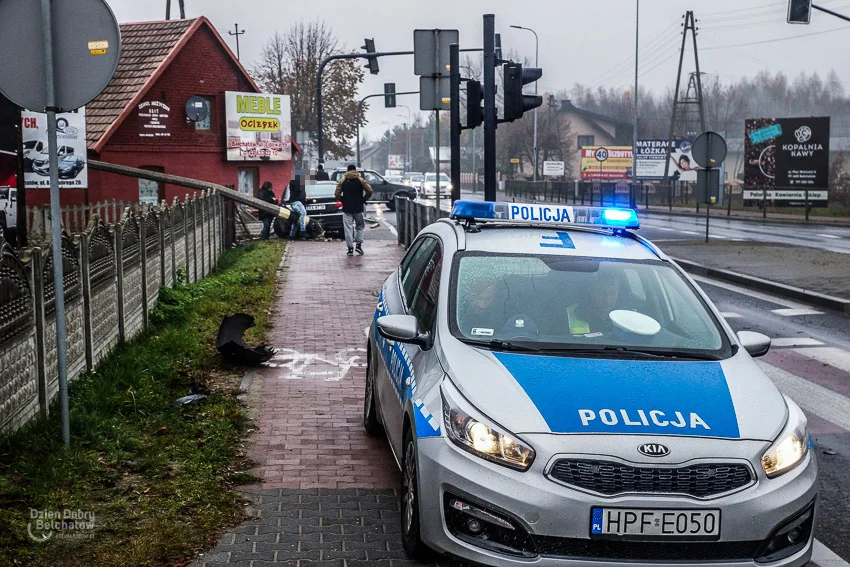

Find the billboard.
[
  {"left": 22, "top": 108, "right": 87, "bottom": 189},
  {"left": 388, "top": 154, "right": 404, "bottom": 169},
  {"left": 635, "top": 139, "right": 696, "bottom": 181},
  {"left": 225, "top": 92, "right": 292, "bottom": 161},
  {"left": 580, "top": 146, "right": 632, "bottom": 180},
  {"left": 543, "top": 161, "right": 565, "bottom": 176},
  {"left": 744, "top": 117, "right": 830, "bottom": 196}
]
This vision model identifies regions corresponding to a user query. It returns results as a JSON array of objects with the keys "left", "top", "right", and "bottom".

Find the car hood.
[{"left": 441, "top": 340, "right": 788, "bottom": 442}]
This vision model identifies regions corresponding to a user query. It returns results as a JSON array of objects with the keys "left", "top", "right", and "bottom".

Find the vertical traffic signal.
[
  {"left": 384, "top": 83, "right": 396, "bottom": 108},
  {"left": 502, "top": 63, "right": 543, "bottom": 122},
  {"left": 466, "top": 80, "right": 484, "bottom": 129},
  {"left": 787, "top": 0, "right": 812, "bottom": 23},
  {"left": 362, "top": 38, "right": 379, "bottom": 74}
]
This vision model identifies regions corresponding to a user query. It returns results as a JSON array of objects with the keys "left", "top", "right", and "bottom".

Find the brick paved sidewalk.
[{"left": 198, "top": 225, "right": 458, "bottom": 566}]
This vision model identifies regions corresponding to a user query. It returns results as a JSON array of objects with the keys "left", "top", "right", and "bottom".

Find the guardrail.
[{"left": 394, "top": 197, "right": 450, "bottom": 248}]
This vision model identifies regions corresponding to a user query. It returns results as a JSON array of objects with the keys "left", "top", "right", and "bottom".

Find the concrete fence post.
[
  {"left": 139, "top": 207, "right": 148, "bottom": 331},
  {"left": 31, "top": 247, "right": 48, "bottom": 420},
  {"left": 80, "top": 230, "right": 94, "bottom": 371},
  {"left": 115, "top": 222, "right": 125, "bottom": 342}
]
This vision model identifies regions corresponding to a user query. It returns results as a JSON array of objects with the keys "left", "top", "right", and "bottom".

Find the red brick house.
[{"left": 25, "top": 17, "right": 299, "bottom": 207}]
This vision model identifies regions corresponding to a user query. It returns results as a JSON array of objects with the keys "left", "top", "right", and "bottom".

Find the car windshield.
[
  {"left": 306, "top": 183, "right": 337, "bottom": 199},
  {"left": 0, "top": 187, "right": 8, "bottom": 199},
  {"left": 424, "top": 173, "right": 450, "bottom": 182},
  {"left": 408, "top": 175, "right": 424, "bottom": 182},
  {"left": 451, "top": 253, "right": 730, "bottom": 358}
]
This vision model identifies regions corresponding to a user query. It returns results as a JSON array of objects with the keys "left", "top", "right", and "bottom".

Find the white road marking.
[
  {"left": 812, "top": 539, "right": 850, "bottom": 567},
  {"left": 690, "top": 274, "right": 811, "bottom": 309},
  {"left": 680, "top": 230, "right": 700, "bottom": 235},
  {"left": 770, "top": 338, "right": 825, "bottom": 348},
  {"left": 710, "top": 234, "right": 728, "bottom": 239},
  {"left": 653, "top": 227, "right": 676, "bottom": 232},
  {"left": 720, "top": 312, "right": 743, "bottom": 318},
  {"left": 795, "top": 347, "right": 850, "bottom": 374},
  {"left": 772, "top": 308, "right": 824, "bottom": 317},
  {"left": 818, "top": 233, "right": 841, "bottom": 239},
  {"left": 757, "top": 360, "right": 850, "bottom": 432}
]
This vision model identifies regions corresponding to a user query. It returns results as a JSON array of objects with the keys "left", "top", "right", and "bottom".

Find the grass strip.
[{"left": 0, "top": 240, "right": 286, "bottom": 567}]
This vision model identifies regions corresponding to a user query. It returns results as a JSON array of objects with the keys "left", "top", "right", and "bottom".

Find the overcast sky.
[{"left": 106, "top": 0, "right": 850, "bottom": 141}]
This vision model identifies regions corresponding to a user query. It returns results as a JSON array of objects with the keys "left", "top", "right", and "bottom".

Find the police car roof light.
[{"left": 450, "top": 200, "right": 639, "bottom": 230}]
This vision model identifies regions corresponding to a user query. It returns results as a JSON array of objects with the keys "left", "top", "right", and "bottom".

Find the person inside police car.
[{"left": 566, "top": 266, "right": 625, "bottom": 335}]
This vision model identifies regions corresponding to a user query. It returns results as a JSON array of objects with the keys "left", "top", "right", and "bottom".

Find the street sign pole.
[
  {"left": 40, "top": 0, "right": 71, "bottom": 447},
  {"left": 450, "top": 43, "right": 461, "bottom": 204},
  {"left": 483, "top": 14, "right": 497, "bottom": 201}
]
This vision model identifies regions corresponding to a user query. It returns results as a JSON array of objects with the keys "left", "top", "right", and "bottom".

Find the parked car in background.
[
  {"left": 0, "top": 186, "right": 18, "bottom": 242},
  {"left": 330, "top": 168, "right": 416, "bottom": 211},
  {"left": 402, "top": 172, "right": 424, "bottom": 188},
  {"left": 418, "top": 172, "right": 452, "bottom": 199},
  {"left": 32, "top": 146, "right": 82, "bottom": 178}
]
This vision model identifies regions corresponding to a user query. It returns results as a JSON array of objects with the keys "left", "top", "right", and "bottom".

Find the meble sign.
[{"left": 225, "top": 91, "right": 292, "bottom": 162}]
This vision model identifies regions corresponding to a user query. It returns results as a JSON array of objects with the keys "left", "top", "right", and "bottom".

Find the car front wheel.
[
  {"left": 401, "top": 429, "right": 429, "bottom": 559},
  {"left": 363, "top": 346, "right": 384, "bottom": 436}
]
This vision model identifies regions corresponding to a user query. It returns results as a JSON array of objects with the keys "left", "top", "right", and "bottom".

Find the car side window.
[
  {"left": 409, "top": 243, "right": 442, "bottom": 333},
  {"left": 400, "top": 238, "right": 437, "bottom": 309}
]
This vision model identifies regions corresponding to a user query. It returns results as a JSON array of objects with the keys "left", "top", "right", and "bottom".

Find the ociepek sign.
[{"left": 225, "top": 92, "right": 292, "bottom": 162}]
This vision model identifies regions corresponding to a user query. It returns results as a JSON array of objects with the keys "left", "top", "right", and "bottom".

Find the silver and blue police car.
[{"left": 364, "top": 201, "right": 817, "bottom": 566}]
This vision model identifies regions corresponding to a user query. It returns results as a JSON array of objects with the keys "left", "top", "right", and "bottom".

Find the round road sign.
[
  {"left": 0, "top": 0, "right": 121, "bottom": 112},
  {"left": 692, "top": 131, "right": 728, "bottom": 169},
  {"left": 594, "top": 147, "right": 609, "bottom": 162}
]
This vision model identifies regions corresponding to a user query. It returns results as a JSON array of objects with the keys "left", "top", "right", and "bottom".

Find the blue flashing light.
[{"left": 450, "top": 200, "right": 639, "bottom": 230}]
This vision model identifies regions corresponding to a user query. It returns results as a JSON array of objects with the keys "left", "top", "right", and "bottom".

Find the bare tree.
[{"left": 252, "top": 20, "right": 364, "bottom": 159}]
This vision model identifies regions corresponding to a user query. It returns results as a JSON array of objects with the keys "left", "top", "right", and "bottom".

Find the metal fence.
[{"left": 394, "top": 196, "right": 450, "bottom": 248}]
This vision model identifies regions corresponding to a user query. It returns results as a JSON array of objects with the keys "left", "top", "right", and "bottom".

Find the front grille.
[
  {"left": 549, "top": 459, "right": 754, "bottom": 498},
  {"left": 533, "top": 536, "right": 761, "bottom": 561}
]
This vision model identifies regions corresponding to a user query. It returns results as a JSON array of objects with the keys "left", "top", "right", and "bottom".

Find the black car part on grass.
[{"left": 216, "top": 313, "right": 274, "bottom": 364}]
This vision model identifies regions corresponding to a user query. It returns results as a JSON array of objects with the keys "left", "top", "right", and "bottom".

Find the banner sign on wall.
[
  {"left": 388, "top": 154, "right": 404, "bottom": 169},
  {"left": 21, "top": 108, "right": 87, "bottom": 188},
  {"left": 225, "top": 92, "right": 292, "bottom": 161},
  {"left": 580, "top": 146, "right": 632, "bottom": 180},
  {"left": 635, "top": 139, "right": 696, "bottom": 181},
  {"left": 543, "top": 160, "right": 565, "bottom": 176},
  {"left": 744, "top": 116, "right": 830, "bottom": 196}
]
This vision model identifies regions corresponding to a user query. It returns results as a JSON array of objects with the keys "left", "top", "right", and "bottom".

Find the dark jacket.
[
  {"left": 257, "top": 186, "right": 277, "bottom": 219},
  {"left": 288, "top": 179, "right": 306, "bottom": 206},
  {"left": 334, "top": 171, "right": 373, "bottom": 214},
  {"left": 315, "top": 169, "right": 330, "bottom": 181}
]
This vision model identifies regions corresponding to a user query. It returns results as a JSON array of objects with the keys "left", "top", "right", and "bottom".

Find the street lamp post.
[
  {"left": 397, "top": 105, "right": 412, "bottom": 171},
  {"left": 510, "top": 24, "right": 539, "bottom": 183}
]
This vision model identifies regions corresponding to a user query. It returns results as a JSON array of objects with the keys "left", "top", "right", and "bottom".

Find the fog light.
[
  {"left": 467, "top": 519, "right": 484, "bottom": 534},
  {"left": 787, "top": 528, "right": 802, "bottom": 544}
]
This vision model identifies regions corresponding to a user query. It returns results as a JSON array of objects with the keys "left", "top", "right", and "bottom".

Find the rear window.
[
  {"left": 306, "top": 183, "right": 337, "bottom": 199},
  {"left": 0, "top": 187, "right": 8, "bottom": 199}
]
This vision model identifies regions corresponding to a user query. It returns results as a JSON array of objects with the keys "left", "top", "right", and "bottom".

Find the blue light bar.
[{"left": 450, "top": 201, "right": 639, "bottom": 230}]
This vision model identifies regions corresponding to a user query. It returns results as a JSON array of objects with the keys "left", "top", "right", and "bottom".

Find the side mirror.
[
  {"left": 377, "top": 315, "right": 431, "bottom": 349},
  {"left": 737, "top": 331, "right": 771, "bottom": 358}
]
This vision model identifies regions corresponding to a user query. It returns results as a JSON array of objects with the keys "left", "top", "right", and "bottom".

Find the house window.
[
  {"left": 238, "top": 167, "right": 260, "bottom": 197},
  {"left": 195, "top": 96, "right": 212, "bottom": 131},
  {"left": 578, "top": 135, "right": 594, "bottom": 148}
]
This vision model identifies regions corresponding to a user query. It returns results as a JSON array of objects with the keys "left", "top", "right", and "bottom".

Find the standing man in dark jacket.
[
  {"left": 257, "top": 181, "right": 277, "bottom": 240},
  {"left": 334, "top": 165, "right": 372, "bottom": 255},
  {"left": 287, "top": 175, "right": 308, "bottom": 240},
  {"left": 315, "top": 164, "right": 330, "bottom": 181}
]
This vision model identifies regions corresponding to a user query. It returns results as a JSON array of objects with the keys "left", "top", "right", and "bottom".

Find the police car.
[{"left": 364, "top": 201, "right": 817, "bottom": 566}]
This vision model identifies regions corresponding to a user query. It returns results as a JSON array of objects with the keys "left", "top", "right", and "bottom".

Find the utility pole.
[
  {"left": 165, "top": 0, "right": 185, "bottom": 20},
  {"left": 449, "top": 43, "right": 461, "bottom": 203},
  {"left": 632, "top": 0, "right": 639, "bottom": 209},
  {"left": 229, "top": 23, "right": 245, "bottom": 61},
  {"left": 661, "top": 11, "right": 704, "bottom": 212},
  {"left": 483, "top": 14, "right": 497, "bottom": 201}
]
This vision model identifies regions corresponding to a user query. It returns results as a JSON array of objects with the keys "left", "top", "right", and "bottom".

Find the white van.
[{"left": 0, "top": 186, "right": 17, "bottom": 241}]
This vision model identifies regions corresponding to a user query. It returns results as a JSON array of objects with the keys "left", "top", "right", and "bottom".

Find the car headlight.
[
  {"left": 442, "top": 382, "right": 535, "bottom": 471},
  {"left": 762, "top": 398, "right": 809, "bottom": 478}
]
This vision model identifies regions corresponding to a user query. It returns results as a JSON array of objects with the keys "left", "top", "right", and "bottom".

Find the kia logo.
[{"left": 638, "top": 443, "right": 670, "bottom": 457}]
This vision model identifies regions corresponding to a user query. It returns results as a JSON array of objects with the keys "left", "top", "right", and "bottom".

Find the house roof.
[
  {"left": 88, "top": 17, "right": 260, "bottom": 152},
  {"left": 558, "top": 100, "right": 631, "bottom": 133}
]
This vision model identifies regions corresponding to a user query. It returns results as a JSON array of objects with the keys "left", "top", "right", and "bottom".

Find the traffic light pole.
[
  {"left": 483, "top": 14, "right": 497, "bottom": 202},
  {"left": 356, "top": 90, "right": 418, "bottom": 167},
  {"left": 449, "top": 43, "right": 461, "bottom": 204},
  {"left": 813, "top": 3, "right": 850, "bottom": 22}
]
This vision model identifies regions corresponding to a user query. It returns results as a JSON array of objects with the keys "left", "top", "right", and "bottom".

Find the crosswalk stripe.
[
  {"left": 757, "top": 360, "right": 850, "bottom": 432},
  {"left": 772, "top": 308, "right": 824, "bottom": 317},
  {"left": 812, "top": 539, "right": 850, "bottom": 566},
  {"left": 771, "top": 338, "right": 825, "bottom": 347},
  {"left": 817, "top": 234, "right": 841, "bottom": 239},
  {"left": 794, "top": 347, "right": 850, "bottom": 374},
  {"left": 720, "top": 312, "right": 743, "bottom": 318},
  {"left": 690, "top": 275, "right": 810, "bottom": 309}
]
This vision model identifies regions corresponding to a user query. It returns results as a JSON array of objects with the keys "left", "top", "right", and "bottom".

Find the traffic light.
[
  {"left": 384, "top": 83, "right": 396, "bottom": 108},
  {"left": 362, "top": 38, "right": 379, "bottom": 74},
  {"left": 466, "top": 80, "right": 484, "bottom": 129},
  {"left": 502, "top": 63, "right": 543, "bottom": 122},
  {"left": 787, "top": 0, "right": 812, "bottom": 23}
]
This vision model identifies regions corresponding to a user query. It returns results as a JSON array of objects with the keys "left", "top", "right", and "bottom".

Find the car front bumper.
[{"left": 416, "top": 436, "right": 818, "bottom": 567}]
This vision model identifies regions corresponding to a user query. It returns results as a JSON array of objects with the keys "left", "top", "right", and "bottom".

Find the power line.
[{"left": 703, "top": 25, "right": 850, "bottom": 49}]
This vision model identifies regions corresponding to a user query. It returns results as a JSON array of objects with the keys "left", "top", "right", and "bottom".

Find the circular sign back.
[
  {"left": 0, "top": 0, "right": 121, "bottom": 112},
  {"left": 692, "top": 131, "right": 728, "bottom": 168}
]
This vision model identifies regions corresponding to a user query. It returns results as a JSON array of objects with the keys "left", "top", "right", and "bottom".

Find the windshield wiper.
[
  {"left": 486, "top": 340, "right": 541, "bottom": 352},
  {"left": 539, "top": 345, "right": 724, "bottom": 360}
]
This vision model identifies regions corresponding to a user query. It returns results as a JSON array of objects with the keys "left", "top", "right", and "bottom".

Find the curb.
[
  {"left": 640, "top": 208, "right": 850, "bottom": 228},
  {"left": 672, "top": 257, "right": 850, "bottom": 315}
]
